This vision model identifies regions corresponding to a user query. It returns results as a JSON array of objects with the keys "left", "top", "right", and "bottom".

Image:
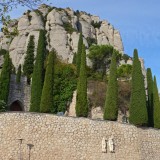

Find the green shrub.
[
  {"left": 91, "top": 21, "right": 102, "bottom": 29},
  {"left": 117, "top": 64, "right": 132, "bottom": 78},
  {"left": 54, "top": 61, "right": 77, "bottom": 113},
  {"left": 0, "top": 100, "right": 7, "bottom": 112},
  {"left": 63, "top": 22, "right": 76, "bottom": 34}
]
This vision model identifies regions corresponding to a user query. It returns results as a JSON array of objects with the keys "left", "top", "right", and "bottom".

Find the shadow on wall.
[{"left": 9, "top": 100, "right": 24, "bottom": 111}]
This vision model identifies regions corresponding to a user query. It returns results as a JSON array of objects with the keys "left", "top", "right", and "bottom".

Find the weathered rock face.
[{"left": 0, "top": 5, "right": 124, "bottom": 69}]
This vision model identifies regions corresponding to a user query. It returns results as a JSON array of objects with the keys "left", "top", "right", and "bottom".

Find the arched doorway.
[{"left": 10, "top": 100, "right": 24, "bottom": 111}]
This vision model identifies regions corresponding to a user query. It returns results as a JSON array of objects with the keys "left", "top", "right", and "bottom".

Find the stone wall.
[
  {"left": 8, "top": 74, "right": 31, "bottom": 111},
  {"left": 0, "top": 112, "right": 160, "bottom": 160}
]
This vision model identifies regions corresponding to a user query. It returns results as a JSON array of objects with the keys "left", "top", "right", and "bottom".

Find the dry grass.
[{"left": 87, "top": 80, "right": 131, "bottom": 113}]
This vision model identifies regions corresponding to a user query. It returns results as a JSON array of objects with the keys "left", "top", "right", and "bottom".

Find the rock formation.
[{"left": 0, "top": 4, "right": 124, "bottom": 69}]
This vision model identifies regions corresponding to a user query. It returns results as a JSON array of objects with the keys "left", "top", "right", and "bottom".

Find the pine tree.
[
  {"left": 76, "top": 32, "right": 83, "bottom": 76},
  {"left": 16, "top": 64, "right": 21, "bottom": 83},
  {"left": 30, "top": 30, "right": 46, "bottom": 112},
  {"left": 40, "top": 50, "right": 55, "bottom": 113},
  {"left": 153, "top": 76, "right": 160, "bottom": 129},
  {"left": 129, "top": 49, "right": 148, "bottom": 126},
  {"left": 103, "top": 52, "right": 118, "bottom": 120},
  {"left": 0, "top": 52, "right": 12, "bottom": 103},
  {"left": 23, "top": 35, "right": 35, "bottom": 84},
  {"left": 76, "top": 45, "right": 88, "bottom": 117},
  {"left": 146, "top": 68, "right": 154, "bottom": 127}
]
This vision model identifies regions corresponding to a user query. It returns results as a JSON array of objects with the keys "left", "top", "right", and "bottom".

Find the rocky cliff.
[{"left": 0, "top": 4, "right": 124, "bottom": 69}]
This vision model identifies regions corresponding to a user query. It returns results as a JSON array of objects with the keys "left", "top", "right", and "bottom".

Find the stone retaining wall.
[{"left": 0, "top": 112, "right": 160, "bottom": 160}]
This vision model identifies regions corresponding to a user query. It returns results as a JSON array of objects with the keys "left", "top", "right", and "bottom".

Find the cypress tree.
[
  {"left": 76, "top": 32, "right": 83, "bottom": 76},
  {"left": 153, "top": 76, "right": 160, "bottom": 129},
  {"left": 23, "top": 35, "right": 35, "bottom": 84},
  {"left": 0, "top": 52, "right": 12, "bottom": 103},
  {"left": 103, "top": 52, "right": 118, "bottom": 120},
  {"left": 72, "top": 53, "right": 77, "bottom": 65},
  {"left": 76, "top": 45, "right": 88, "bottom": 117},
  {"left": 40, "top": 50, "right": 55, "bottom": 113},
  {"left": 129, "top": 49, "right": 148, "bottom": 126},
  {"left": 146, "top": 68, "right": 154, "bottom": 127},
  {"left": 16, "top": 64, "right": 21, "bottom": 83},
  {"left": 30, "top": 30, "right": 45, "bottom": 112}
]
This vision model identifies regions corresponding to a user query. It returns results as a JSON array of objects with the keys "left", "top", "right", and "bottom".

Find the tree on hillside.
[
  {"left": 153, "top": 76, "right": 160, "bottom": 129},
  {"left": 0, "top": 52, "right": 12, "bottom": 103},
  {"left": 40, "top": 50, "right": 55, "bottom": 113},
  {"left": 76, "top": 32, "right": 83, "bottom": 76},
  {"left": 16, "top": 64, "right": 21, "bottom": 83},
  {"left": 88, "top": 45, "right": 121, "bottom": 79},
  {"left": 146, "top": 68, "right": 154, "bottom": 127},
  {"left": 103, "top": 51, "right": 118, "bottom": 121},
  {"left": 23, "top": 35, "right": 35, "bottom": 84},
  {"left": 129, "top": 49, "right": 148, "bottom": 126},
  {"left": 30, "top": 30, "right": 46, "bottom": 112},
  {"left": 76, "top": 45, "right": 88, "bottom": 117}
]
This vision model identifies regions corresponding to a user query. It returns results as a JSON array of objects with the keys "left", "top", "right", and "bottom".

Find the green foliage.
[
  {"left": 0, "top": 52, "right": 12, "bottom": 103},
  {"left": 104, "top": 52, "right": 118, "bottom": 121},
  {"left": 88, "top": 45, "right": 121, "bottom": 79},
  {"left": 16, "top": 64, "right": 21, "bottom": 83},
  {"left": 76, "top": 45, "right": 88, "bottom": 117},
  {"left": 122, "top": 54, "right": 130, "bottom": 63},
  {"left": 63, "top": 22, "right": 76, "bottom": 34},
  {"left": 86, "top": 37, "right": 97, "bottom": 47},
  {"left": 30, "top": 30, "right": 46, "bottom": 112},
  {"left": 91, "top": 21, "right": 102, "bottom": 29},
  {"left": 23, "top": 35, "right": 35, "bottom": 84},
  {"left": 0, "top": 49, "right": 7, "bottom": 56},
  {"left": 146, "top": 68, "right": 154, "bottom": 127},
  {"left": 76, "top": 32, "right": 83, "bottom": 76},
  {"left": 72, "top": 53, "right": 77, "bottom": 65},
  {"left": 153, "top": 76, "right": 160, "bottom": 129},
  {"left": 40, "top": 50, "right": 55, "bottom": 113},
  {"left": 117, "top": 64, "right": 132, "bottom": 78},
  {"left": 129, "top": 49, "right": 148, "bottom": 126},
  {"left": 0, "top": 100, "right": 7, "bottom": 112},
  {"left": 54, "top": 61, "right": 77, "bottom": 113}
]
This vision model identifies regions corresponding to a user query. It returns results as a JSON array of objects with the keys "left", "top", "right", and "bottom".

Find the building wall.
[
  {"left": 8, "top": 74, "right": 31, "bottom": 111},
  {"left": 0, "top": 112, "right": 160, "bottom": 160}
]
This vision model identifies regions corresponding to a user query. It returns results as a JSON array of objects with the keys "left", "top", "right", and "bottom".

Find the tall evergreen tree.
[
  {"left": 129, "top": 49, "right": 148, "bottom": 126},
  {"left": 103, "top": 52, "right": 118, "bottom": 120},
  {"left": 0, "top": 52, "right": 12, "bottom": 103},
  {"left": 23, "top": 35, "right": 35, "bottom": 84},
  {"left": 147, "top": 68, "right": 154, "bottom": 127},
  {"left": 76, "top": 45, "right": 88, "bottom": 117},
  {"left": 40, "top": 50, "right": 55, "bottom": 113},
  {"left": 30, "top": 30, "right": 46, "bottom": 112},
  {"left": 72, "top": 53, "right": 77, "bottom": 65},
  {"left": 153, "top": 76, "right": 160, "bottom": 129},
  {"left": 16, "top": 64, "right": 21, "bottom": 83},
  {"left": 76, "top": 32, "right": 83, "bottom": 76}
]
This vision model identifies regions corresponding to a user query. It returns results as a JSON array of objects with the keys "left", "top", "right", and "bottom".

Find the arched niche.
[{"left": 10, "top": 100, "right": 24, "bottom": 111}]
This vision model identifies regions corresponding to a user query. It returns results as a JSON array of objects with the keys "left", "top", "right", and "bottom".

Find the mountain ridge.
[{"left": 0, "top": 4, "right": 124, "bottom": 69}]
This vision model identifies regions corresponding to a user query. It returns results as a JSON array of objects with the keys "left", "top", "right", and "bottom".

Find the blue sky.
[{"left": 4, "top": 0, "right": 160, "bottom": 89}]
